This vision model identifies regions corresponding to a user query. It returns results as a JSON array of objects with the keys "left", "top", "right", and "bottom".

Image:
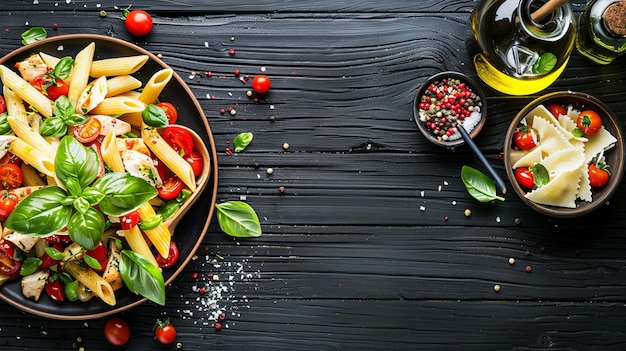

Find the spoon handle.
[{"left": 457, "top": 125, "right": 507, "bottom": 195}]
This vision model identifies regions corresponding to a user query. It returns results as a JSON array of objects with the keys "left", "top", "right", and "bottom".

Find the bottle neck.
[
  {"left": 602, "top": 1, "right": 626, "bottom": 38},
  {"left": 517, "top": 0, "right": 571, "bottom": 42}
]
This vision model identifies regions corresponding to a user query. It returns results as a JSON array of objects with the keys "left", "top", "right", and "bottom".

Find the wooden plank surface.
[{"left": 2, "top": 0, "right": 626, "bottom": 349}]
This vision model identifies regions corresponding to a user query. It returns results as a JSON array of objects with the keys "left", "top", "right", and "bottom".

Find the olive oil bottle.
[
  {"left": 470, "top": 0, "right": 576, "bottom": 95},
  {"left": 576, "top": 0, "right": 626, "bottom": 65}
]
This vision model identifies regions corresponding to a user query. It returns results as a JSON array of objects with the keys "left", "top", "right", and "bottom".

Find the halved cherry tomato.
[
  {"left": 185, "top": 149, "right": 203, "bottom": 177},
  {"left": 156, "top": 102, "right": 178, "bottom": 124},
  {"left": 0, "top": 192, "right": 18, "bottom": 221},
  {"left": 45, "top": 277, "right": 66, "bottom": 302},
  {"left": 155, "top": 241, "right": 179, "bottom": 269},
  {"left": 163, "top": 126, "right": 194, "bottom": 157},
  {"left": 547, "top": 104, "right": 566, "bottom": 119},
  {"left": 120, "top": 210, "right": 140, "bottom": 230},
  {"left": 588, "top": 163, "right": 610, "bottom": 188},
  {"left": 577, "top": 110, "right": 602, "bottom": 136},
  {"left": 152, "top": 155, "right": 172, "bottom": 182},
  {"left": 85, "top": 241, "right": 108, "bottom": 272},
  {"left": 158, "top": 176, "right": 184, "bottom": 200},
  {"left": 0, "top": 152, "right": 23, "bottom": 167},
  {"left": 72, "top": 116, "right": 102, "bottom": 143},
  {"left": 104, "top": 317, "right": 131, "bottom": 346},
  {"left": 39, "top": 242, "right": 65, "bottom": 269},
  {"left": 251, "top": 75, "right": 271, "bottom": 94},
  {"left": 515, "top": 167, "right": 534, "bottom": 189},
  {"left": 0, "top": 240, "right": 21, "bottom": 278},
  {"left": 513, "top": 125, "right": 538, "bottom": 150},
  {"left": 31, "top": 73, "right": 69, "bottom": 101},
  {"left": 0, "top": 95, "right": 5, "bottom": 114},
  {"left": 0, "top": 163, "right": 23, "bottom": 190}
]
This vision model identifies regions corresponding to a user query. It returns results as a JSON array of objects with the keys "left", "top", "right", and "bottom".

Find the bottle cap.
[{"left": 604, "top": 1, "right": 626, "bottom": 37}]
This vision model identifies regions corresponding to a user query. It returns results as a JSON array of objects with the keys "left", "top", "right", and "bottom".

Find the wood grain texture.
[{"left": 2, "top": 0, "right": 626, "bottom": 350}]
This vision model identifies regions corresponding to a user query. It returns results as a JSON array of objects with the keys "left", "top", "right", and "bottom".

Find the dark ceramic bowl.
[
  {"left": 504, "top": 91, "right": 624, "bottom": 218},
  {"left": 413, "top": 71, "right": 487, "bottom": 149}
]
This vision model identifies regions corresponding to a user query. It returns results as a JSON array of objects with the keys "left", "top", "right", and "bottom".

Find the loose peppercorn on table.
[{"left": 2, "top": 0, "right": 626, "bottom": 350}]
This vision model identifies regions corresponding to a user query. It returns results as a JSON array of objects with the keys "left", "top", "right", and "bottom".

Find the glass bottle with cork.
[
  {"left": 470, "top": 0, "right": 576, "bottom": 95},
  {"left": 576, "top": 0, "right": 626, "bottom": 64}
]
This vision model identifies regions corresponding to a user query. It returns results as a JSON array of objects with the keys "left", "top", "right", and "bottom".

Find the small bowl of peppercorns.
[{"left": 413, "top": 71, "right": 487, "bottom": 148}]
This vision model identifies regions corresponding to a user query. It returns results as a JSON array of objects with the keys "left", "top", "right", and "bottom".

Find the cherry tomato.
[
  {"left": 0, "top": 152, "right": 23, "bottom": 167},
  {"left": 588, "top": 163, "right": 610, "bottom": 188},
  {"left": 72, "top": 116, "right": 102, "bottom": 144},
  {"left": 162, "top": 126, "right": 194, "bottom": 156},
  {"left": 514, "top": 167, "right": 534, "bottom": 189},
  {"left": 0, "top": 95, "right": 5, "bottom": 114},
  {"left": 185, "top": 149, "right": 203, "bottom": 177},
  {"left": 154, "top": 319, "right": 177, "bottom": 344},
  {"left": 513, "top": 125, "right": 538, "bottom": 150},
  {"left": 251, "top": 75, "right": 271, "bottom": 94},
  {"left": 0, "top": 192, "right": 18, "bottom": 221},
  {"left": 31, "top": 73, "right": 69, "bottom": 101},
  {"left": 85, "top": 241, "right": 108, "bottom": 272},
  {"left": 125, "top": 10, "right": 153, "bottom": 37},
  {"left": 104, "top": 317, "right": 131, "bottom": 346},
  {"left": 39, "top": 242, "right": 65, "bottom": 269},
  {"left": 577, "top": 110, "right": 602, "bottom": 136},
  {"left": 120, "top": 210, "right": 140, "bottom": 230},
  {"left": 43, "top": 234, "right": 72, "bottom": 244},
  {"left": 45, "top": 277, "right": 66, "bottom": 302},
  {"left": 0, "top": 163, "right": 23, "bottom": 190},
  {"left": 156, "top": 102, "right": 178, "bottom": 124},
  {"left": 152, "top": 155, "right": 172, "bottom": 182},
  {"left": 155, "top": 241, "right": 179, "bottom": 269},
  {"left": 158, "top": 176, "right": 184, "bottom": 200},
  {"left": 547, "top": 104, "right": 566, "bottom": 119},
  {"left": 0, "top": 240, "right": 20, "bottom": 278}
]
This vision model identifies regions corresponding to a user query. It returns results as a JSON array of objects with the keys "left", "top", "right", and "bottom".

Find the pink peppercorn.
[
  {"left": 229, "top": 49, "right": 236, "bottom": 55},
  {"left": 192, "top": 272, "right": 199, "bottom": 279},
  {"left": 199, "top": 287, "right": 206, "bottom": 295},
  {"left": 215, "top": 322, "right": 222, "bottom": 330}
]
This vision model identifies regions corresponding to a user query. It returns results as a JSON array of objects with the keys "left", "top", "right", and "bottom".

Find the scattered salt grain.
[
  {"left": 420, "top": 191, "right": 425, "bottom": 197},
  {"left": 419, "top": 206, "right": 426, "bottom": 212}
]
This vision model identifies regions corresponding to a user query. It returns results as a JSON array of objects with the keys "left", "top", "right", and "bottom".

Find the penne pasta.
[
  {"left": 101, "top": 131, "right": 125, "bottom": 172},
  {"left": 122, "top": 225, "right": 158, "bottom": 268},
  {"left": 2, "top": 86, "right": 28, "bottom": 123},
  {"left": 38, "top": 52, "right": 61, "bottom": 70},
  {"left": 90, "top": 55, "right": 149, "bottom": 77},
  {"left": 90, "top": 96, "right": 146, "bottom": 116},
  {"left": 20, "top": 163, "right": 46, "bottom": 186},
  {"left": 8, "top": 138, "right": 55, "bottom": 177},
  {"left": 0, "top": 65, "right": 53, "bottom": 118},
  {"left": 121, "top": 69, "right": 173, "bottom": 127},
  {"left": 7, "top": 116, "right": 56, "bottom": 161},
  {"left": 64, "top": 260, "right": 116, "bottom": 306},
  {"left": 142, "top": 124, "right": 196, "bottom": 191},
  {"left": 105, "top": 75, "right": 142, "bottom": 97},
  {"left": 68, "top": 42, "right": 95, "bottom": 105},
  {"left": 137, "top": 202, "right": 171, "bottom": 258}
]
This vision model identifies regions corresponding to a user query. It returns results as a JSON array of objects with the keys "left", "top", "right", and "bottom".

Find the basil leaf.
[
  {"left": 72, "top": 197, "right": 91, "bottom": 214},
  {"left": 44, "top": 246, "right": 66, "bottom": 261},
  {"left": 21, "top": 27, "right": 47, "bottom": 45},
  {"left": 53, "top": 96, "right": 75, "bottom": 119},
  {"left": 82, "top": 187, "right": 106, "bottom": 206},
  {"left": 0, "top": 113, "right": 12, "bottom": 135},
  {"left": 53, "top": 57, "right": 74, "bottom": 80},
  {"left": 531, "top": 163, "right": 550, "bottom": 187},
  {"left": 64, "top": 280, "right": 79, "bottom": 301},
  {"left": 93, "top": 172, "right": 158, "bottom": 216},
  {"left": 64, "top": 177, "right": 83, "bottom": 198},
  {"left": 83, "top": 254, "right": 102, "bottom": 271},
  {"left": 67, "top": 207, "right": 104, "bottom": 250},
  {"left": 234, "top": 132, "right": 253, "bottom": 152},
  {"left": 55, "top": 136, "right": 99, "bottom": 189},
  {"left": 142, "top": 104, "right": 169, "bottom": 128},
  {"left": 215, "top": 201, "right": 262, "bottom": 238},
  {"left": 119, "top": 250, "right": 165, "bottom": 305},
  {"left": 5, "top": 186, "right": 71, "bottom": 235},
  {"left": 39, "top": 117, "right": 68, "bottom": 138},
  {"left": 20, "top": 258, "right": 42, "bottom": 276},
  {"left": 461, "top": 165, "right": 505, "bottom": 202},
  {"left": 532, "top": 52, "right": 557, "bottom": 74}
]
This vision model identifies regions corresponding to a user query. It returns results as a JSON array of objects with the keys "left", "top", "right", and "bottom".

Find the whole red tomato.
[
  {"left": 577, "top": 110, "right": 602, "bottom": 136},
  {"left": 588, "top": 162, "right": 610, "bottom": 188},
  {"left": 154, "top": 319, "right": 177, "bottom": 344},
  {"left": 514, "top": 167, "right": 534, "bottom": 189},
  {"left": 251, "top": 75, "right": 271, "bottom": 94},
  {"left": 104, "top": 317, "right": 131, "bottom": 346},
  {"left": 513, "top": 125, "right": 538, "bottom": 150},
  {"left": 124, "top": 10, "right": 153, "bottom": 36}
]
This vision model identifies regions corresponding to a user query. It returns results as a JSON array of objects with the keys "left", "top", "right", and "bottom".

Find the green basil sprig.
[
  {"left": 5, "top": 136, "right": 157, "bottom": 250},
  {"left": 40, "top": 96, "right": 89, "bottom": 137},
  {"left": 119, "top": 250, "right": 165, "bottom": 305},
  {"left": 233, "top": 132, "right": 253, "bottom": 152},
  {"left": 142, "top": 104, "right": 169, "bottom": 127},
  {"left": 532, "top": 52, "right": 557, "bottom": 75},
  {"left": 21, "top": 27, "right": 47, "bottom": 45},
  {"left": 216, "top": 201, "right": 262, "bottom": 238},
  {"left": 461, "top": 165, "right": 505, "bottom": 203}
]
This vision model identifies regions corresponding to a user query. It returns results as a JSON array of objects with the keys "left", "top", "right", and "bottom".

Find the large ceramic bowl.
[
  {"left": 504, "top": 91, "right": 624, "bottom": 218},
  {"left": 0, "top": 34, "right": 218, "bottom": 319},
  {"left": 413, "top": 71, "right": 487, "bottom": 149}
]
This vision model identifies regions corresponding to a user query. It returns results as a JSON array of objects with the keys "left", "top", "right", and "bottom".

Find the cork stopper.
[{"left": 604, "top": 1, "right": 626, "bottom": 37}]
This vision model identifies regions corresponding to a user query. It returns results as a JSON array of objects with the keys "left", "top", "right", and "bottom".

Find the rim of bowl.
[
  {"left": 413, "top": 71, "right": 487, "bottom": 149},
  {"left": 504, "top": 91, "right": 625, "bottom": 218}
]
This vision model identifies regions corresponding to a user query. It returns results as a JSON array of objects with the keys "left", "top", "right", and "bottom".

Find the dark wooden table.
[{"left": 1, "top": 0, "right": 626, "bottom": 350}]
